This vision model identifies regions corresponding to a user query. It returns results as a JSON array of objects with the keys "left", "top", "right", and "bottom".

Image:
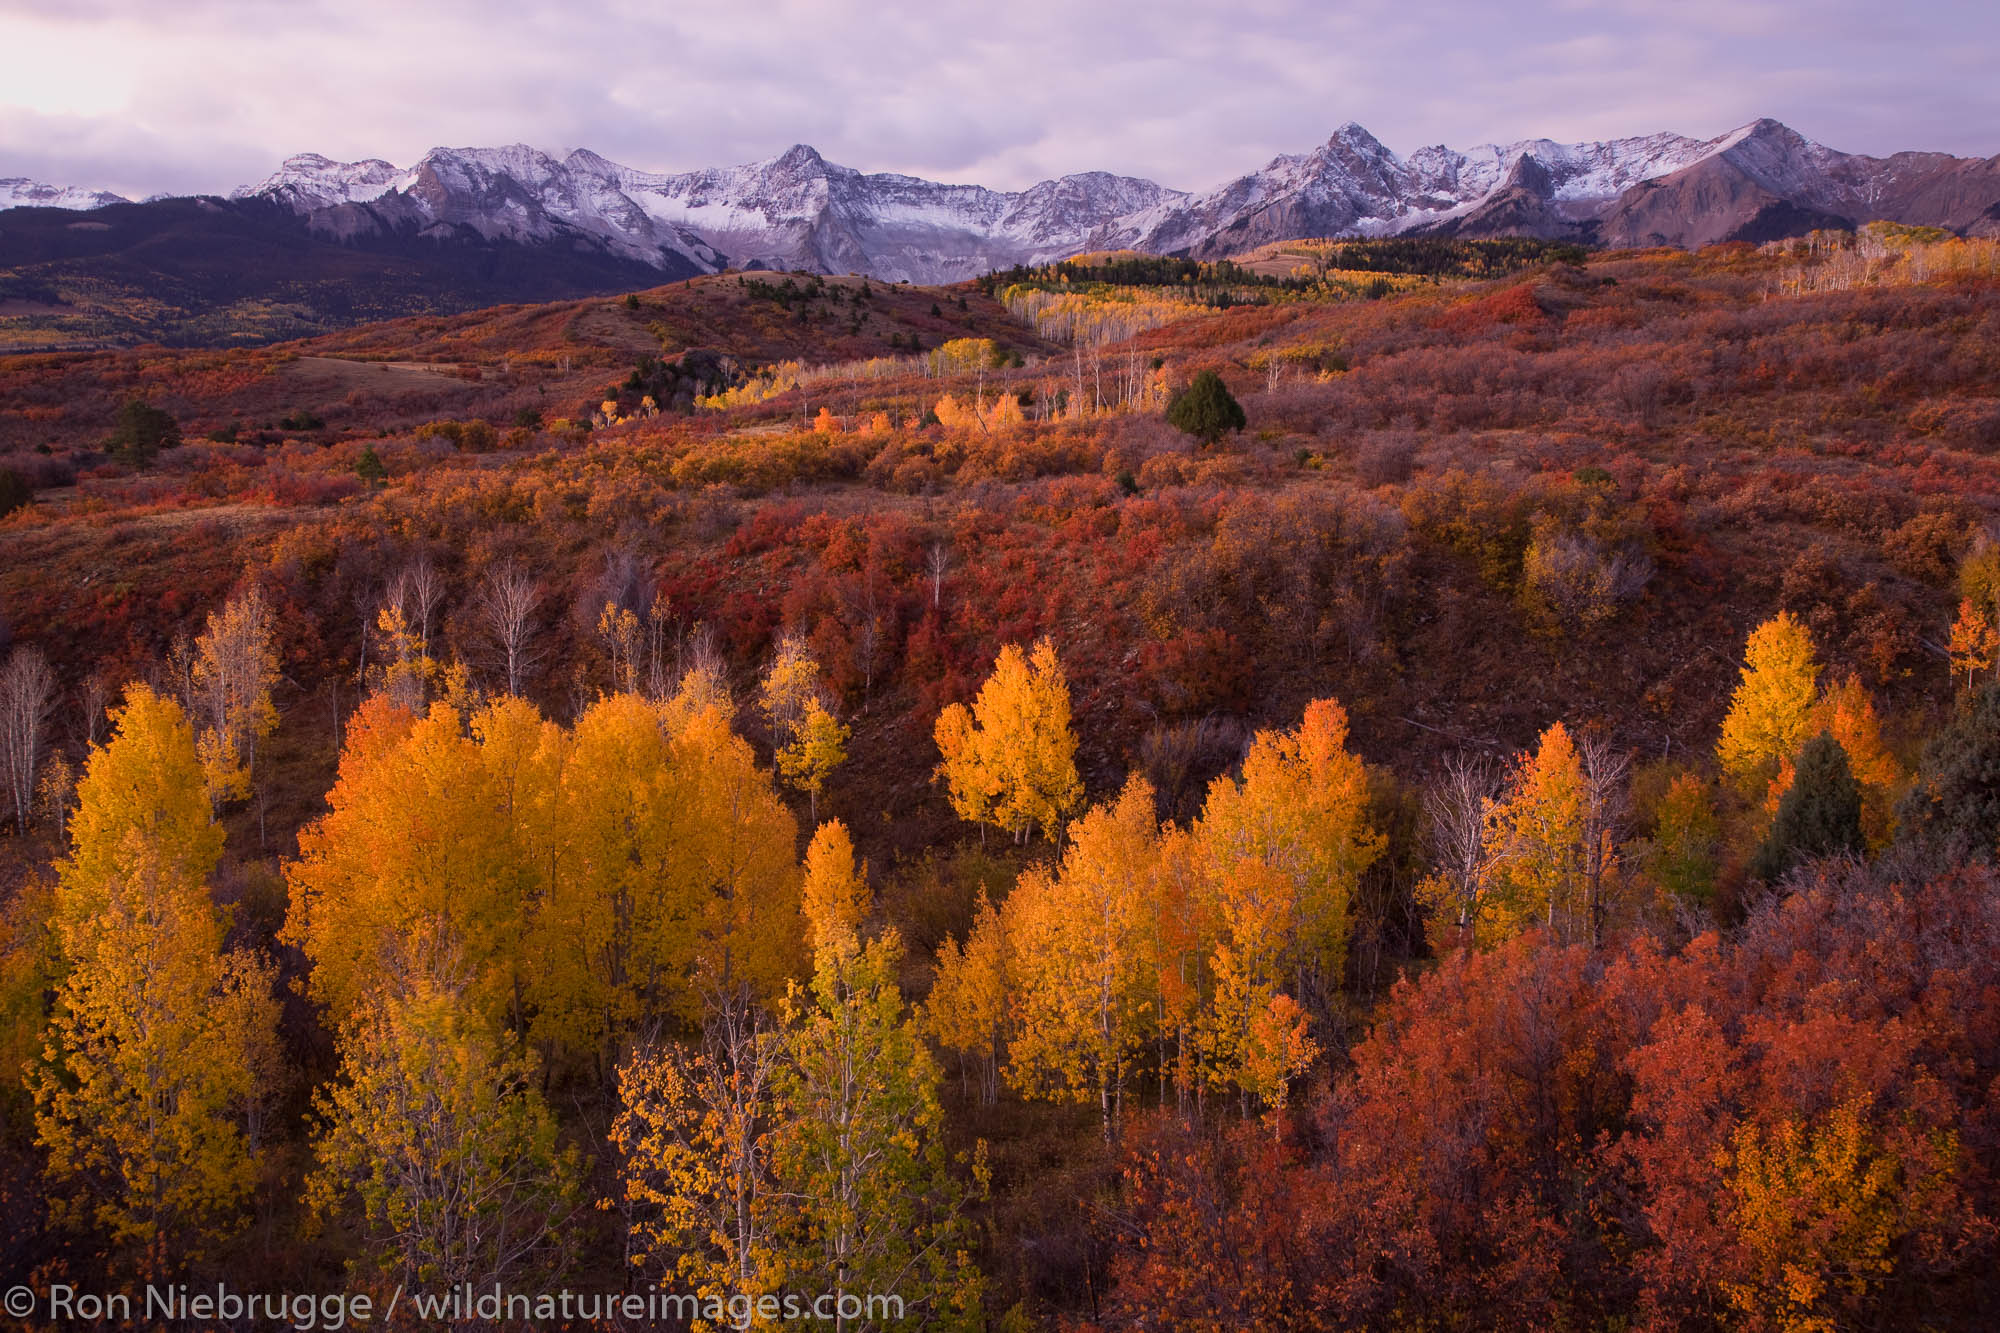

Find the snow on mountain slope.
[
  {"left": 233, "top": 154, "right": 415, "bottom": 211},
  {"left": 1598, "top": 119, "right": 2000, "bottom": 248},
  {"left": 222, "top": 119, "right": 2000, "bottom": 278},
  {"left": 0, "top": 178, "right": 131, "bottom": 210}
]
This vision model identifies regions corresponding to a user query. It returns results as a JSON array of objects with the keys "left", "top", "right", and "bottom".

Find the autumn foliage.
[{"left": 4, "top": 234, "right": 2000, "bottom": 1323}]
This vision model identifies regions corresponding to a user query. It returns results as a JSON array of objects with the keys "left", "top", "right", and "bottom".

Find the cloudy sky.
[{"left": 3, "top": 0, "right": 1996, "bottom": 199}]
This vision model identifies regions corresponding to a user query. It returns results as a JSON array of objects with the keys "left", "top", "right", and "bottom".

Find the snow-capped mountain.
[
  {"left": 23, "top": 119, "right": 1997, "bottom": 285},
  {"left": 1598, "top": 119, "right": 2000, "bottom": 247},
  {"left": 0, "top": 177, "right": 131, "bottom": 210},
  {"left": 233, "top": 142, "right": 1182, "bottom": 283},
  {"left": 236, "top": 154, "right": 414, "bottom": 211},
  {"left": 227, "top": 121, "right": 2000, "bottom": 279}
]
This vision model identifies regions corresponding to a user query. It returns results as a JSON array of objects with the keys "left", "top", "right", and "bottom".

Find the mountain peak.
[
  {"left": 771, "top": 143, "right": 827, "bottom": 170},
  {"left": 203, "top": 117, "right": 2000, "bottom": 283},
  {"left": 0, "top": 177, "right": 130, "bottom": 210},
  {"left": 1327, "top": 121, "right": 1389, "bottom": 151}
]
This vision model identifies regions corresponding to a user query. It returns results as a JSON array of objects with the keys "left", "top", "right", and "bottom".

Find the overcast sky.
[{"left": 3, "top": 0, "right": 1996, "bottom": 199}]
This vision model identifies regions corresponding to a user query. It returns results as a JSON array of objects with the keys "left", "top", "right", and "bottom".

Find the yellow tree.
[
  {"left": 1138, "top": 827, "right": 1220, "bottom": 1111},
  {"left": 529, "top": 691, "right": 681, "bottom": 1075},
  {"left": 771, "top": 918, "right": 984, "bottom": 1330},
  {"left": 1199, "top": 860, "right": 1297, "bottom": 1104},
  {"left": 372, "top": 604, "right": 448, "bottom": 714},
  {"left": 800, "top": 821, "right": 868, "bottom": 962},
  {"left": 924, "top": 891, "right": 1008, "bottom": 1106},
  {"left": 33, "top": 686, "right": 271, "bottom": 1271},
  {"left": 609, "top": 998, "right": 783, "bottom": 1320},
  {"left": 1719, "top": 1101, "right": 1935, "bottom": 1332},
  {"left": 1003, "top": 776, "right": 1157, "bottom": 1138},
  {"left": 188, "top": 585, "right": 280, "bottom": 812},
  {"left": 306, "top": 957, "right": 580, "bottom": 1289},
  {"left": 1484, "top": 721, "right": 1590, "bottom": 943},
  {"left": 658, "top": 680, "right": 804, "bottom": 1014},
  {"left": 1947, "top": 599, "right": 1997, "bottom": 692},
  {"left": 760, "top": 632, "right": 848, "bottom": 820},
  {"left": 1238, "top": 993, "right": 1318, "bottom": 1133},
  {"left": 775, "top": 701, "right": 848, "bottom": 824},
  {"left": 283, "top": 696, "right": 550, "bottom": 1036},
  {"left": 1192, "top": 698, "right": 1382, "bottom": 1015},
  {"left": 934, "top": 638, "right": 1082, "bottom": 845},
  {"left": 520, "top": 683, "right": 807, "bottom": 1057},
  {"left": 1717, "top": 612, "right": 1821, "bottom": 792},
  {"left": 0, "top": 876, "right": 58, "bottom": 1128},
  {"left": 765, "top": 624, "right": 828, "bottom": 738}
]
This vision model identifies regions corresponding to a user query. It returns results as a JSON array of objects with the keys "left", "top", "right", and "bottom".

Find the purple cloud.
[{"left": 1, "top": 0, "right": 1994, "bottom": 200}]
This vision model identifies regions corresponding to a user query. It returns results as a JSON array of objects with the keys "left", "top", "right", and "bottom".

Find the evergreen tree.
[
  {"left": 1895, "top": 683, "right": 2000, "bottom": 861},
  {"left": 355, "top": 445, "right": 387, "bottom": 486},
  {"left": 1751, "top": 732, "right": 1865, "bottom": 883},
  {"left": 107, "top": 400, "right": 180, "bottom": 467},
  {"left": 0, "top": 466, "right": 28, "bottom": 519},
  {"left": 1165, "top": 370, "right": 1247, "bottom": 445}
]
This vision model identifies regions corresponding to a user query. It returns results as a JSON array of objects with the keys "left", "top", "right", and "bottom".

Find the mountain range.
[{"left": 4, "top": 118, "right": 1997, "bottom": 344}]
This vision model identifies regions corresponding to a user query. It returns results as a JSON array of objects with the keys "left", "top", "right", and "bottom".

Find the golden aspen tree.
[
  {"left": 932, "top": 704, "right": 995, "bottom": 833},
  {"left": 761, "top": 633, "right": 819, "bottom": 738},
  {"left": 986, "top": 391, "right": 1026, "bottom": 430},
  {"left": 0, "top": 876, "right": 56, "bottom": 1126},
  {"left": 1484, "top": 721, "right": 1590, "bottom": 943},
  {"left": 1238, "top": 993, "right": 1318, "bottom": 1132},
  {"left": 529, "top": 691, "right": 679, "bottom": 1075},
  {"left": 1139, "top": 826, "right": 1219, "bottom": 1110},
  {"left": 772, "top": 920, "right": 985, "bottom": 1330},
  {"left": 659, "top": 681, "right": 803, "bottom": 1012},
  {"left": 188, "top": 585, "right": 280, "bottom": 811},
  {"left": 1003, "top": 777, "right": 1157, "bottom": 1138},
  {"left": 934, "top": 638, "right": 1081, "bottom": 845},
  {"left": 599, "top": 602, "right": 644, "bottom": 696},
  {"left": 1718, "top": 1102, "right": 1919, "bottom": 1332},
  {"left": 800, "top": 820, "right": 868, "bottom": 962},
  {"left": 283, "top": 697, "right": 546, "bottom": 1035},
  {"left": 372, "top": 604, "right": 443, "bottom": 714},
  {"left": 1645, "top": 771, "right": 1721, "bottom": 904},
  {"left": 305, "top": 958, "right": 580, "bottom": 1289},
  {"left": 1200, "top": 859, "right": 1304, "bottom": 1102},
  {"left": 1192, "top": 698, "right": 1382, "bottom": 1010},
  {"left": 1717, "top": 612, "right": 1821, "bottom": 791},
  {"left": 37, "top": 751, "right": 76, "bottom": 844},
  {"left": 924, "top": 891, "right": 1008, "bottom": 1106},
  {"left": 609, "top": 998, "right": 782, "bottom": 1318},
  {"left": 33, "top": 686, "right": 270, "bottom": 1270},
  {"left": 762, "top": 637, "right": 849, "bottom": 820},
  {"left": 776, "top": 701, "right": 848, "bottom": 823},
  {"left": 1947, "top": 600, "right": 1997, "bottom": 692},
  {"left": 293, "top": 681, "right": 802, "bottom": 1067}
]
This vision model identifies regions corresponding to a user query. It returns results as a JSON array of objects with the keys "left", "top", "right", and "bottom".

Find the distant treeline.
[{"left": 977, "top": 237, "right": 1593, "bottom": 300}]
